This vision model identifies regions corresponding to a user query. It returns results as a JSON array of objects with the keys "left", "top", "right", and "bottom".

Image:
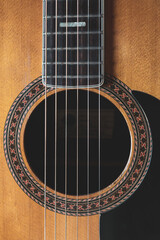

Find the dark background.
[{"left": 101, "top": 91, "right": 160, "bottom": 240}]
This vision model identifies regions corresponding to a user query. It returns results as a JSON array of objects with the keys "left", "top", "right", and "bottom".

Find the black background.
[{"left": 101, "top": 91, "right": 160, "bottom": 240}]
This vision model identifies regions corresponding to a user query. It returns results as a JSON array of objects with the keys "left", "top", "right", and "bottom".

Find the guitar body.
[{"left": 0, "top": 0, "right": 159, "bottom": 239}]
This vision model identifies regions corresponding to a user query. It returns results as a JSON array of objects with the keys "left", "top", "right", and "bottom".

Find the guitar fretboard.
[{"left": 42, "top": 0, "right": 104, "bottom": 88}]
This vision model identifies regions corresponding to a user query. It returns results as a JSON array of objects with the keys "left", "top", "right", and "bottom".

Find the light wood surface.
[
  {"left": 0, "top": 0, "right": 160, "bottom": 239},
  {"left": 105, "top": 0, "right": 160, "bottom": 99}
]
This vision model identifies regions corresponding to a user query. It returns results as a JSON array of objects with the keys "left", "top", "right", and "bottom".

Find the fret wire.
[
  {"left": 43, "top": 62, "right": 103, "bottom": 64},
  {"left": 42, "top": 75, "right": 104, "bottom": 78},
  {"left": 43, "top": 47, "right": 103, "bottom": 50},
  {"left": 44, "top": 14, "right": 104, "bottom": 18},
  {"left": 43, "top": 31, "right": 104, "bottom": 35}
]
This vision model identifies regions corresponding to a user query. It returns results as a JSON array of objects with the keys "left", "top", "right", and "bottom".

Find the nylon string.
[
  {"left": 87, "top": 0, "right": 90, "bottom": 239},
  {"left": 44, "top": 1, "right": 101, "bottom": 239},
  {"left": 43, "top": 0, "right": 47, "bottom": 240},
  {"left": 54, "top": 0, "right": 58, "bottom": 239},
  {"left": 76, "top": 0, "right": 79, "bottom": 239},
  {"left": 65, "top": 0, "right": 68, "bottom": 239},
  {"left": 98, "top": 0, "right": 101, "bottom": 230}
]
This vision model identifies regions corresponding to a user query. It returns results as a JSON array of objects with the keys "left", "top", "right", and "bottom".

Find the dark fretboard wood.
[{"left": 42, "top": 0, "right": 104, "bottom": 88}]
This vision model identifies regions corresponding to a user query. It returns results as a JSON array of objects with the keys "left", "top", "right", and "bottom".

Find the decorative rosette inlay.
[{"left": 3, "top": 75, "right": 152, "bottom": 216}]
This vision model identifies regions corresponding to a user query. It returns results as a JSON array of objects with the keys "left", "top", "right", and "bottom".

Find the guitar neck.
[{"left": 42, "top": 0, "right": 104, "bottom": 88}]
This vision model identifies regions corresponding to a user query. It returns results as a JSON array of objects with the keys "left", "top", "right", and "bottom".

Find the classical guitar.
[{"left": 1, "top": 0, "right": 160, "bottom": 239}]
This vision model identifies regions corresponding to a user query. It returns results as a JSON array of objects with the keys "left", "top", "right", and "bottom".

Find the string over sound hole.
[{"left": 24, "top": 90, "right": 130, "bottom": 196}]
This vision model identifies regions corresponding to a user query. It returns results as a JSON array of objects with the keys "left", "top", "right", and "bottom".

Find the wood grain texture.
[
  {"left": 105, "top": 0, "right": 160, "bottom": 99},
  {"left": 0, "top": 0, "right": 159, "bottom": 239}
]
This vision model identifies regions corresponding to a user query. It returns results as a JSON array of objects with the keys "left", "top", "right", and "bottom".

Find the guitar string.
[
  {"left": 87, "top": 0, "right": 90, "bottom": 239},
  {"left": 76, "top": 0, "right": 79, "bottom": 239},
  {"left": 43, "top": 0, "right": 47, "bottom": 240},
  {"left": 65, "top": 0, "right": 68, "bottom": 239},
  {"left": 44, "top": 1, "right": 100, "bottom": 239},
  {"left": 98, "top": 0, "right": 101, "bottom": 226},
  {"left": 54, "top": 0, "right": 58, "bottom": 239}
]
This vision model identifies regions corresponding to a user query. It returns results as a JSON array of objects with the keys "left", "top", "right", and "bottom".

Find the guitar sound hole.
[{"left": 24, "top": 90, "right": 130, "bottom": 196}]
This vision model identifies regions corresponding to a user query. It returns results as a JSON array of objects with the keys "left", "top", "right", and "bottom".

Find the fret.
[
  {"left": 42, "top": 76, "right": 104, "bottom": 88},
  {"left": 44, "top": 75, "right": 103, "bottom": 79},
  {"left": 43, "top": 62, "right": 103, "bottom": 65},
  {"left": 45, "top": 64, "right": 100, "bottom": 76},
  {"left": 46, "top": 16, "right": 103, "bottom": 33},
  {"left": 43, "top": 47, "right": 103, "bottom": 50},
  {"left": 45, "top": 34, "right": 101, "bottom": 48},
  {"left": 47, "top": 0, "right": 100, "bottom": 16},
  {"left": 44, "top": 49, "right": 102, "bottom": 62},
  {"left": 43, "top": 31, "right": 103, "bottom": 35},
  {"left": 44, "top": 14, "right": 104, "bottom": 19}
]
